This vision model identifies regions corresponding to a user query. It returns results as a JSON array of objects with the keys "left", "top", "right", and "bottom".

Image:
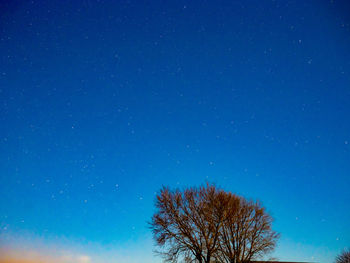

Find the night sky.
[{"left": 0, "top": 1, "right": 350, "bottom": 262}]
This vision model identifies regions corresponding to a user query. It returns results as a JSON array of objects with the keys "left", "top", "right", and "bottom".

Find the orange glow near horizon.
[
  {"left": 0, "top": 248, "right": 91, "bottom": 263},
  {"left": 0, "top": 252, "right": 50, "bottom": 263},
  {"left": 0, "top": 259, "right": 48, "bottom": 263}
]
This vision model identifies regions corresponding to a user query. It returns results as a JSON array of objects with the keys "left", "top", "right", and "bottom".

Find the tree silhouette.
[
  {"left": 150, "top": 183, "right": 279, "bottom": 263},
  {"left": 336, "top": 249, "right": 350, "bottom": 263}
]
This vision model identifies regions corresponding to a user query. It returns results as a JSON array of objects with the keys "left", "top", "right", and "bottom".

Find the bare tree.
[
  {"left": 217, "top": 193, "right": 279, "bottom": 263},
  {"left": 150, "top": 184, "right": 226, "bottom": 263},
  {"left": 336, "top": 249, "right": 350, "bottom": 263},
  {"left": 150, "top": 183, "right": 279, "bottom": 263}
]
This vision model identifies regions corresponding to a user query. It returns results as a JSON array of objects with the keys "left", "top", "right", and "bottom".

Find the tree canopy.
[{"left": 150, "top": 183, "right": 279, "bottom": 263}]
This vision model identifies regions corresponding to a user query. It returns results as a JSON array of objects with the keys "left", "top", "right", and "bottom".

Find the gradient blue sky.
[{"left": 0, "top": 1, "right": 349, "bottom": 262}]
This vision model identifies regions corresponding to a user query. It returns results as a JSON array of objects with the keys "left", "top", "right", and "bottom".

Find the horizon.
[{"left": 1, "top": 1, "right": 350, "bottom": 263}]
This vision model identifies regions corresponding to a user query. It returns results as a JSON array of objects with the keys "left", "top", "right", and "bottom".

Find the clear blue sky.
[{"left": 0, "top": 1, "right": 349, "bottom": 262}]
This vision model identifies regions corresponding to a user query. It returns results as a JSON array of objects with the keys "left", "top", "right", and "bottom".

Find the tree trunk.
[{"left": 196, "top": 254, "right": 202, "bottom": 263}]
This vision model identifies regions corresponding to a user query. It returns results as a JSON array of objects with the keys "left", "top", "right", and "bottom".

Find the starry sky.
[{"left": 0, "top": 1, "right": 349, "bottom": 263}]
